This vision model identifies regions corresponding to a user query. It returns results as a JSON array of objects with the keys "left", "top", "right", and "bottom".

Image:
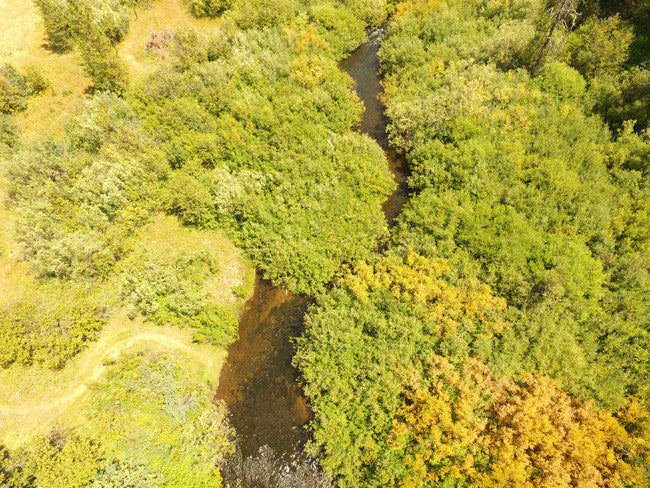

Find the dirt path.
[{"left": 0, "top": 316, "right": 225, "bottom": 445}]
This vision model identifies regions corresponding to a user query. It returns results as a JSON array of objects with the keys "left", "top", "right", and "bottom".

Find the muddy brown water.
[
  {"left": 340, "top": 27, "right": 410, "bottom": 227},
  {"left": 214, "top": 275, "right": 311, "bottom": 458},
  {"left": 213, "top": 26, "right": 409, "bottom": 462}
]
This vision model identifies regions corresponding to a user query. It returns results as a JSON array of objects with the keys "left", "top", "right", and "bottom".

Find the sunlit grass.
[
  {"left": 119, "top": 0, "right": 220, "bottom": 78},
  {"left": 0, "top": 311, "right": 228, "bottom": 448},
  {"left": 0, "top": 0, "right": 90, "bottom": 139},
  {"left": 0, "top": 0, "right": 250, "bottom": 451}
]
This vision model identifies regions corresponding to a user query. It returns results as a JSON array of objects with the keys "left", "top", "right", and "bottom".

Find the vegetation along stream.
[{"left": 213, "top": 24, "right": 409, "bottom": 467}]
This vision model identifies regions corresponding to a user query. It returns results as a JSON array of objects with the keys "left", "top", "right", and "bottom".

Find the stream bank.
[{"left": 213, "top": 23, "right": 409, "bottom": 469}]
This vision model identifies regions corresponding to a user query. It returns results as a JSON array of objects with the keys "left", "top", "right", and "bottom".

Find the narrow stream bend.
[{"left": 213, "top": 25, "right": 409, "bottom": 469}]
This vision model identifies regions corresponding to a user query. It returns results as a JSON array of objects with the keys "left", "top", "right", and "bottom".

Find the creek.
[{"left": 213, "top": 25, "right": 408, "bottom": 463}]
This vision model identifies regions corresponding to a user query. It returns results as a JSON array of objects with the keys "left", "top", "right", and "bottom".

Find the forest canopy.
[
  {"left": 1, "top": 0, "right": 648, "bottom": 486},
  {"left": 296, "top": 0, "right": 650, "bottom": 486}
]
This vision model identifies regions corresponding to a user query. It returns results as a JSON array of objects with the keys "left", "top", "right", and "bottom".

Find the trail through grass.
[{"left": 0, "top": 313, "right": 227, "bottom": 447}]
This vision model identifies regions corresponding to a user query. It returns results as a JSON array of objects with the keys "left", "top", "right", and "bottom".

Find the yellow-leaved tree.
[{"left": 390, "top": 357, "right": 647, "bottom": 487}]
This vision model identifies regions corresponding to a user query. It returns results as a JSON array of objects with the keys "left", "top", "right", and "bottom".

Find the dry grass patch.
[
  {"left": 119, "top": 0, "right": 219, "bottom": 78},
  {"left": 0, "top": 0, "right": 90, "bottom": 139}
]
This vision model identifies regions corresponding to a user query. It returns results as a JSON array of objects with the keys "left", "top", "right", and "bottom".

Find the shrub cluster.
[
  {"left": 130, "top": 25, "right": 394, "bottom": 293},
  {"left": 297, "top": 1, "right": 650, "bottom": 486},
  {"left": 0, "top": 287, "right": 105, "bottom": 369},
  {"left": 120, "top": 247, "right": 238, "bottom": 345},
  {"left": 6, "top": 94, "right": 164, "bottom": 280},
  {"left": 33, "top": 0, "right": 136, "bottom": 92}
]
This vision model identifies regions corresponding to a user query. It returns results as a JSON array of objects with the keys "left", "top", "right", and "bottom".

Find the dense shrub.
[
  {"left": 534, "top": 61, "right": 586, "bottom": 100},
  {"left": 120, "top": 247, "right": 238, "bottom": 345},
  {"left": 34, "top": 0, "right": 131, "bottom": 51},
  {"left": 228, "top": 0, "right": 298, "bottom": 29},
  {"left": 0, "top": 64, "right": 30, "bottom": 114},
  {"left": 0, "top": 287, "right": 105, "bottom": 368},
  {"left": 5, "top": 94, "right": 163, "bottom": 279},
  {"left": 0, "top": 113, "right": 19, "bottom": 153},
  {"left": 309, "top": 2, "right": 367, "bottom": 57},
  {"left": 90, "top": 459, "right": 163, "bottom": 488},
  {"left": 185, "top": 0, "right": 231, "bottom": 18},
  {"left": 378, "top": 0, "right": 648, "bottom": 407},
  {"left": 27, "top": 430, "right": 104, "bottom": 488},
  {"left": 80, "top": 37, "right": 129, "bottom": 94},
  {"left": 563, "top": 15, "right": 634, "bottom": 79},
  {"left": 32, "top": 0, "right": 78, "bottom": 51},
  {"left": 0, "top": 445, "right": 34, "bottom": 488},
  {"left": 83, "top": 354, "right": 234, "bottom": 486},
  {"left": 131, "top": 26, "right": 393, "bottom": 293},
  {"left": 298, "top": 1, "right": 650, "bottom": 485}
]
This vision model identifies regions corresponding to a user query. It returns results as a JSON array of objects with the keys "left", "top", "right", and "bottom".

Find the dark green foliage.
[
  {"left": 131, "top": 26, "right": 393, "bottom": 293},
  {"left": 0, "top": 287, "right": 105, "bottom": 369},
  {"left": 0, "top": 113, "right": 19, "bottom": 154},
  {"left": 80, "top": 37, "right": 129, "bottom": 94},
  {"left": 563, "top": 15, "right": 634, "bottom": 79},
  {"left": 34, "top": 0, "right": 131, "bottom": 51},
  {"left": 33, "top": 0, "right": 132, "bottom": 91},
  {"left": 565, "top": 4, "right": 649, "bottom": 130},
  {"left": 0, "top": 63, "right": 30, "bottom": 114},
  {"left": 32, "top": 0, "right": 78, "bottom": 51},
  {"left": 185, "top": 0, "right": 231, "bottom": 18},
  {"left": 0, "top": 445, "right": 35, "bottom": 488},
  {"left": 592, "top": 68, "right": 650, "bottom": 131}
]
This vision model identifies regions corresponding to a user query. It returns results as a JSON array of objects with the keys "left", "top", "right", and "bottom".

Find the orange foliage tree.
[{"left": 390, "top": 357, "right": 647, "bottom": 487}]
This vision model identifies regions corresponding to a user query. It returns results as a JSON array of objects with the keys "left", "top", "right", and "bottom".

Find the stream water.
[{"left": 213, "top": 26, "right": 408, "bottom": 466}]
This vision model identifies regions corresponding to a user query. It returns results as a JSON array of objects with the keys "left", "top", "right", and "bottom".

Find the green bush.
[
  {"left": 163, "top": 171, "right": 216, "bottom": 227},
  {"left": 132, "top": 26, "right": 392, "bottom": 294},
  {"left": 535, "top": 61, "right": 587, "bottom": 100},
  {"left": 34, "top": 0, "right": 132, "bottom": 52},
  {"left": 33, "top": 0, "right": 77, "bottom": 51},
  {"left": 90, "top": 459, "right": 163, "bottom": 488},
  {"left": 6, "top": 94, "right": 161, "bottom": 279},
  {"left": 0, "top": 113, "right": 19, "bottom": 152},
  {"left": 563, "top": 15, "right": 634, "bottom": 80},
  {"left": 27, "top": 430, "right": 104, "bottom": 488},
  {"left": 120, "top": 248, "right": 238, "bottom": 345},
  {"left": 228, "top": 0, "right": 297, "bottom": 29},
  {"left": 23, "top": 65, "right": 50, "bottom": 94},
  {"left": 80, "top": 37, "right": 129, "bottom": 94},
  {"left": 185, "top": 0, "right": 231, "bottom": 18},
  {"left": 0, "top": 288, "right": 105, "bottom": 369},
  {"left": 0, "top": 64, "right": 30, "bottom": 114},
  {"left": 310, "top": 2, "right": 367, "bottom": 57},
  {"left": 0, "top": 445, "right": 34, "bottom": 488}
]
